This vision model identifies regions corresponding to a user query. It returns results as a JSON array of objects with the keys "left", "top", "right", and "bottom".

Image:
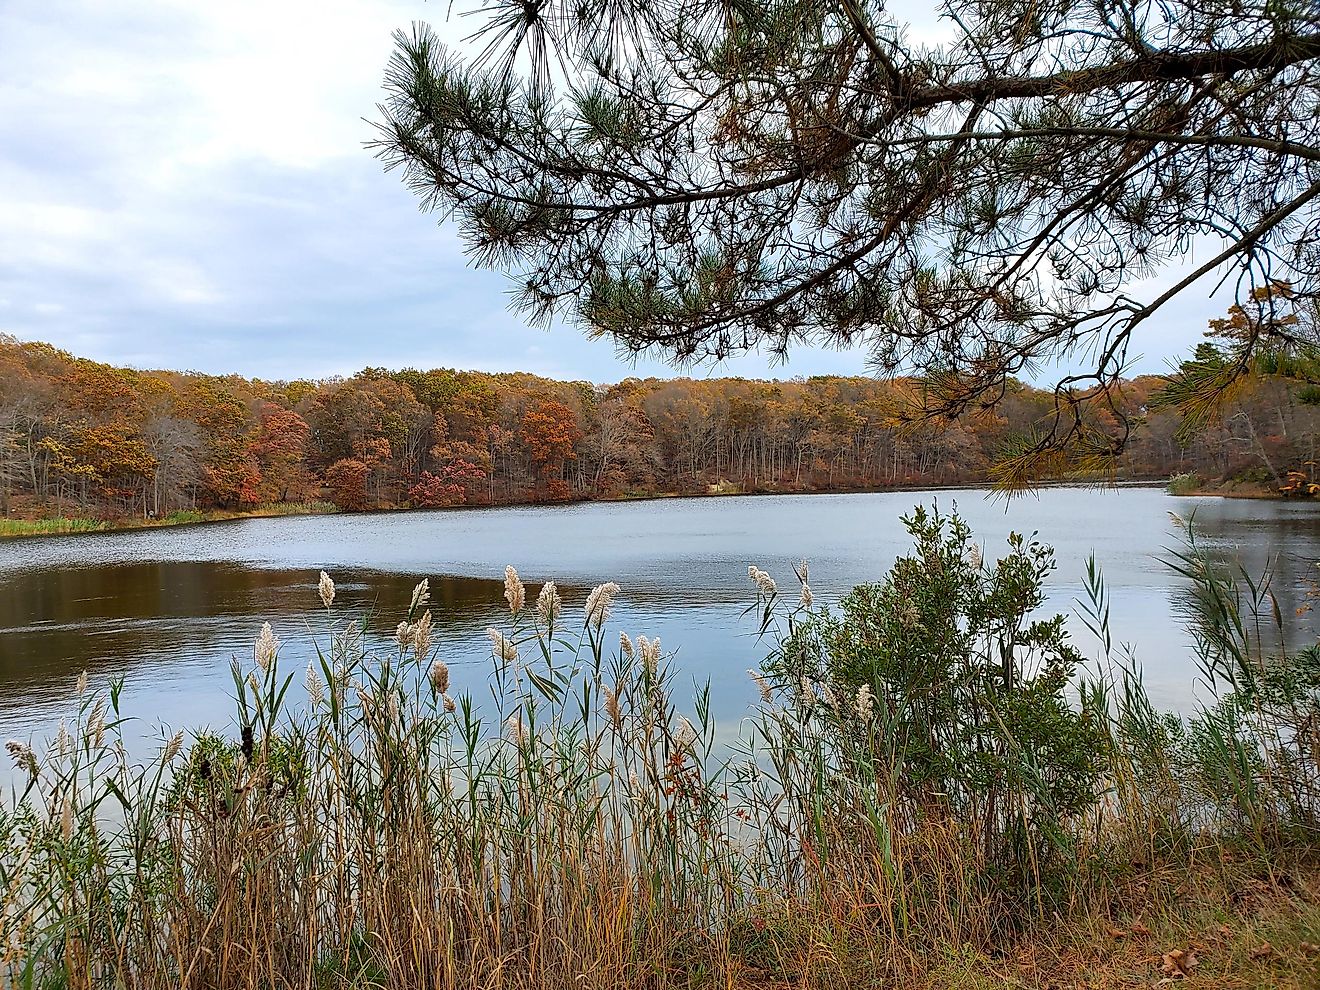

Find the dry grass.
[{"left": 1, "top": 543, "right": 1316, "bottom": 990}]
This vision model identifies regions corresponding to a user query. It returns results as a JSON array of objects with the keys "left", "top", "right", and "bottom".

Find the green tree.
[{"left": 1158, "top": 286, "right": 1320, "bottom": 493}]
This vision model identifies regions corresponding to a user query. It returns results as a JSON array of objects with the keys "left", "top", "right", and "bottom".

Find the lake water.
[{"left": 1, "top": 488, "right": 1318, "bottom": 749}]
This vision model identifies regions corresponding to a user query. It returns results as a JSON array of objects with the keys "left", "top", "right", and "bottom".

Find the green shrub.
[
  {"left": 1167, "top": 472, "right": 1200, "bottom": 495},
  {"left": 166, "top": 729, "right": 308, "bottom": 809},
  {"left": 768, "top": 506, "right": 1106, "bottom": 884}
]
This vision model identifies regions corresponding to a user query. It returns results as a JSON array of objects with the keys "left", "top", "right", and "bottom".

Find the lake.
[{"left": 2, "top": 488, "right": 1318, "bottom": 750}]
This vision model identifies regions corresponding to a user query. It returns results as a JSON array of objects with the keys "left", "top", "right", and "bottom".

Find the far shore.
[{"left": 0, "top": 475, "right": 1292, "bottom": 542}]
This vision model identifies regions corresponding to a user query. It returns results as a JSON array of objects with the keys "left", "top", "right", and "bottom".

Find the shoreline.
[
  {"left": 0, "top": 476, "right": 1271, "bottom": 542},
  {"left": 2, "top": 477, "right": 1298, "bottom": 546},
  {"left": 1169, "top": 482, "right": 1290, "bottom": 500},
  {"left": 0, "top": 502, "right": 339, "bottom": 541}
]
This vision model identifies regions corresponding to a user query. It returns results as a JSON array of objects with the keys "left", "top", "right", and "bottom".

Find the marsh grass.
[
  {"left": 0, "top": 518, "right": 107, "bottom": 537},
  {"left": 0, "top": 502, "right": 338, "bottom": 541},
  {"left": 1, "top": 512, "right": 1317, "bottom": 989}
]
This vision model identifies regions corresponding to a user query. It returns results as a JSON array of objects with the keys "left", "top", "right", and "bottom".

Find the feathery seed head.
[
  {"left": 306, "top": 663, "right": 325, "bottom": 707},
  {"left": 855, "top": 684, "right": 875, "bottom": 722},
  {"left": 749, "top": 669, "right": 773, "bottom": 703},
  {"left": 504, "top": 711, "right": 526, "bottom": 746},
  {"left": 747, "top": 565, "right": 777, "bottom": 596},
  {"left": 800, "top": 583, "right": 813, "bottom": 609},
  {"left": 413, "top": 610, "right": 434, "bottom": 662},
  {"left": 318, "top": 570, "right": 336, "bottom": 608},
  {"left": 163, "top": 731, "right": 184, "bottom": 764},
  {"left": 620, "top": 631, "right": 635, "bottom": 660},
  {"left": 76, "top": 670, "right": 88, "bottom": 696},
  {"left": 821, "top": 682, "right": 840, "bottom": 710},
  {"left": 536, "top": 581, "right": 561, "bottom": 628},
  {"left": 396, "top": 621, "right": 414, "bottom": 648},
  {"left": 584, "top": 581, "right": 620, "bottom": 628},
  {"left": 504, "top": 566, "right": 525, "bottom": 615},
  {"left": 637, "top": 635, "right": 662, "bottom": 677},
  {"left": 428, "top": 658, "right": 450, "bottom": 694},
  {"left": 443, "top": 693, "right": 456, "bottom": 714},
  {"left": 5, "top": 740, "right": 37, "bottom": 778},
  {"left": 603, "top": 684, "right": 622, "bottom": 728},
  {"left": 486, "top": 627, "right": 518, "bottom": 662},
  {"left": 674, "top": 716, "right": 698, "bottom": 750},
  {"left": 88, "top": 699, "right": 106, "bottom": 747},
  {"left": 254, "top": 622, "right": 279, "bottom": 672},
  {"left": 409, "top": 577, "right": 430, "bottom": 615}
]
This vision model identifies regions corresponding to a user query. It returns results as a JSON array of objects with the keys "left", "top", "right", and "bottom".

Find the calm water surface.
[{"left": 1, "top": 488, "right": 1318, "bottom": 747}]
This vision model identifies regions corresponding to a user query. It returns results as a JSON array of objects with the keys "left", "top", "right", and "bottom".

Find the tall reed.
[{"left": 1, "top": 514, "right": 1316, "bottom": 989}]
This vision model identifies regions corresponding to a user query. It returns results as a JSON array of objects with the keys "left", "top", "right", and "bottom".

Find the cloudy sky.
[{"left": 0, "top": 0, "right": 1228, "bottom": 384}]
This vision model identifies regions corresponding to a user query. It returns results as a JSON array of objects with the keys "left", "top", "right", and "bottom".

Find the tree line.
[{"left": 1, "top": 321, "right": 1317, "bottom": 520}]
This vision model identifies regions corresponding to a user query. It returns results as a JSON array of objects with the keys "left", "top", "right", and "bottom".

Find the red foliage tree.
[
  {"left": 408, "top": 459, "right": 487, "bottom": 508},
  {"left": 325, "top": 459, "right": 369, "bottom": 511},
  {"left": 250, "top": 404, "right": 313, "bottom": 503}
]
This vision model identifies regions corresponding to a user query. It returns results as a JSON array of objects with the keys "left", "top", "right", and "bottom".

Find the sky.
[{"left": 0, "top": 0, "right": 1230, "bottom": 385}]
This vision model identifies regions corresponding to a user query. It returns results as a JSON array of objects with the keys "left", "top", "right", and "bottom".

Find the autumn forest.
[{"left": 3, "top": 315, "right": 1318, "bottom": 526}]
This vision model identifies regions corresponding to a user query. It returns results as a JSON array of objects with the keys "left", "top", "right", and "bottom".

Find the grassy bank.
[
  {"left": 0, "top": 517, "right": 110, "bottom": 537},
  {"left": 0, "top": 501, "right": 339, "bottom": 539},
  {"left": 1, "top": 509, "right": 1317, "bottom": 989},
  {"left": 1167, "top": 470, "right": 1320, "bottom": 499},
  {"left": 0, "top": 478, "right": 1184, "bottom": 542}
]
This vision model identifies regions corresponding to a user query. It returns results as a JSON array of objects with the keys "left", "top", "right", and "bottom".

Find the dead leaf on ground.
[
  {"left": 1248, "top": 942, "right": 1273, "bottom": 961},
  {"left": 1160, "top": 947, "right": 1200, "bottom": 978},
  {"left": 1106, "top": 926, "right": 1127, "bottom": 940},
  {"left": 1131, "top": 921, "right": 1152, "bottom": 937}
]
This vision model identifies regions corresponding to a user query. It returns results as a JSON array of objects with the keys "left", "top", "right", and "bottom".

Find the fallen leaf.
[
  {"left": 1160, "top": 947, "right": 1200, "bottom": 978},
  {"left": 1106, "top": 926, "right": 1128, "bottom": 940},
  {"left": 1249, "top": 942, "right": 1273, "bottom": 961},
  {"left": 1132, "top": 921, "right": 1152, "bottom": 937}
]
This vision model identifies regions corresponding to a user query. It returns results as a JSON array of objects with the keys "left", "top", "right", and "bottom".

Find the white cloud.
[{"left": 0, "top": 1, "right": 1226, "bottom": 383}]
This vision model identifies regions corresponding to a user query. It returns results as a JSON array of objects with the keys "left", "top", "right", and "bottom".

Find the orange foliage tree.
[{"left": 520, "top": 399, "right": 581, "bottom": 501}]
